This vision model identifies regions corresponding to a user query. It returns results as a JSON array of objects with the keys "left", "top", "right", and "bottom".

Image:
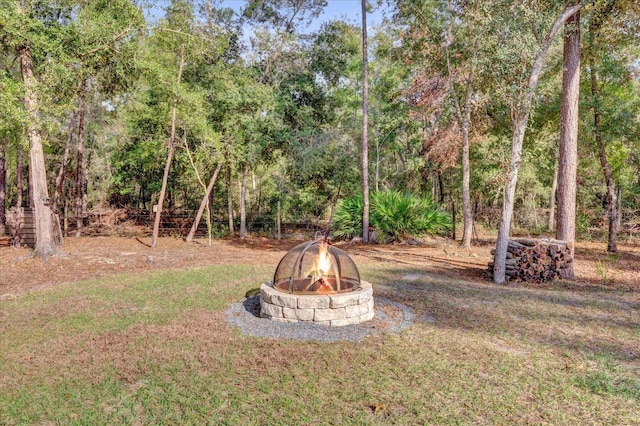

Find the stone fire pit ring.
[{"left": 260, "top": 280, "right": 374, "bottom": 326}]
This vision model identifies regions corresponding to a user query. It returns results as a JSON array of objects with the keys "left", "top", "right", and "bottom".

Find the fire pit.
[{"left": 260, "top": 238, "right": 374, "bottom": 326}]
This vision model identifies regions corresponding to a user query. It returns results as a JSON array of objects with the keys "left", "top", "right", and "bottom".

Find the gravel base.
[{"left": 225, "top": 295, "right": 416, "bottom": 342}]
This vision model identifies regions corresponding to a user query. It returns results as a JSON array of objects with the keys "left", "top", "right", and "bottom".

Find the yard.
[{"left": 1, "top": 235, "right": 639, "bottom": 424}]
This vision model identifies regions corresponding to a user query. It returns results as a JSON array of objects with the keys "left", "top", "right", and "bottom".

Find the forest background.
[{"left": 1, "top": 0, "right": 639, "bottom": 268}]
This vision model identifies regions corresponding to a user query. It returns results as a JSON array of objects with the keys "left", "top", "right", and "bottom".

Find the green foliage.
[
  {"left": 331, "top": 194, "right": 363, "bottom": 240},
  {"left": 332, "top": 190, "right": 451, "bottom": 242}
]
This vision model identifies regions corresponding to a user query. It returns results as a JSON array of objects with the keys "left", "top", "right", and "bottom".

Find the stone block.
[
  {"left": 295, "top": 308, "right": 315, "bottom": 321},
  {"left": 345, "top": 304, "right": 361, "bottom": 318},
  {"left": 261, "top": 302, "right": 283, "bottom": 318},
  {"left": 282, "top": 307, "right": 298, "bottom": 319},
  {"left": 271, "top": 292, "right": 299, "bottom": 309},
  {"left": 260, "top": 285, "right": 273, "bottom": 304},
  {"left": 330, "top": 292, "right": 360, "bottom": 308},
  {"left": 359, "top": 283, "right": 373, "bottom": 304},
  {"left": 298, "top": 295, "right": 330, "bottom": 309},
  {"left": 360, "top": 310, "right": 375, "bottom": 322},
  {"left": 359, "top": 299, "right": 373, "bottom": 315},
  {"left": 314, "top": 307, "right": 345, "bottom": 322}
]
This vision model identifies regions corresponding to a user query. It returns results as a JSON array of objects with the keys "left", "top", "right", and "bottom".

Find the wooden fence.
[{"left": 6, "top": 207, "right": 36, "bottom": 247}]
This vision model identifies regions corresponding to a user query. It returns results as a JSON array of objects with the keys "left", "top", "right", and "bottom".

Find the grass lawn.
[{"left": 1, "top": 261, "right": 639, "bottom": 424}]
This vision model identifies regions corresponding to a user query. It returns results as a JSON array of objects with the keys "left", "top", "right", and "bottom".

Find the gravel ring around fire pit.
[{"left": 225, "top": 295, "right": 416, "bottom": 342}]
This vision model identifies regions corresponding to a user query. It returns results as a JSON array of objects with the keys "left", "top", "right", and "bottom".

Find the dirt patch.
[{"left": 1, "top": 235, "right": 639, "bottom": 298}]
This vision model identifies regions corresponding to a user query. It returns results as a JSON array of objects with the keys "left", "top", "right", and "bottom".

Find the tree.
[
  {"left": 361, "top": 0, "right": 370, "bottom": 243},
  {"left": 152, "top": 43, "right": 185, "bottom": 248},
  {"left": 140, "top": 0, "right": 224, "bottom": 247},
  {"left": 556, "top": 3, "right": 581, "bottom": 279},
  {"left": 0, "top": 146, "right": 5, "bottom": 236},
  {"left": 396, "top": 0, "right": 491, "bottom": 248},
  {"left": 583, "top": 0, "right": 640, "bottom": 253},
  {"left": 19, "top": 44, "right": 58, "bottom": 258},
  {"left": 185, "top": 162, "right": 222, "bottom": 243},
  {"left": 493, "top": 2, "right": 587, "bottom": 284}
]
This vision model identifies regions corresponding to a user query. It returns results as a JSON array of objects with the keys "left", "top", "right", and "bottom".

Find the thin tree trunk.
[
  {"left": 452, "top": 75, "right": 474, "bottom": 249},
  {"left": 277, "top": 199, "right": 281, "bottom": 240},
  {"left": 226, "top": 162, "right": 234, "bottom": 234},
  {"left": 0, "top": 151, "right": 5, "bottom": 236},
  {"left": 83, "top": 151, "right": 91, "bottom": 215},
  {"left": 548, "top": 153, "right": 559, "bottom": 232},
  {"left": 19, "top": 44, "right": 58, "bottom": 259},
  {"left": 28, "top": 153, "right": 34, "bottom": 209},
  {"left": 186, "top": 163, "right": 221, "bottom": 243},
  {"left": 53, "top": 111, "right": 75, "bottom": 214},
  {"left": 239, "top": 163, "right": 247, "bottom": 239},
  {"left": 616, "top": 187, "right": 621, "bottom": 229},
  {"left": 590, "top": 65, "right": 617, "bottom": 252},
  {"left": 361, "top": 0, "right": 370, "bottom": 243},
  {"left": 446, "top": 10, "right": 477, "bottom": 249},
  {"left": 75, "top": 84, "right": 86, "bottom": 237},
  {"left": 17, "top": 144, "right": 23, "bottom": 208},
  {"left": 450, "top": 195, "right": 456, "bottom": 241},
  {"left": 151, "top": 45, "right": 185, "bottom": 248},
  {"left": 375, "top": 136, "right": 379, "bottom": 192},
  {"left": 63, "top": 196, "right": 68, "bottom": 236},
  {"left": 556, "top": 7, "right": 581, "bottom": 279},
  {"left": 493, "top": 3, "right": 584, "bottom": 284}
]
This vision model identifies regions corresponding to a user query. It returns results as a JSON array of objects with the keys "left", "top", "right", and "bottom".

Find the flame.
[
  {"left": 316, "top": 241, "right": 332, "bottom": 276},
  {"left": 303, "top": 241, "right": 334, "bottom": 291}
]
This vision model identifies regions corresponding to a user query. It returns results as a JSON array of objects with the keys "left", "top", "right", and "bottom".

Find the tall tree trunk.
[
  {"left": 186, "top": 163, "right": 221, "bottom": 243},
  {"left": 590, "top": 65, "right": 617, "bottom": 252},
  {"left": 446, "top": 8, "right": 477, "bottom": 249},
  {"left": 151, "top": 45, "right": 185, "bottom": 248},
  {"left": 14, "top": 144, "right": 24, "bottom": 245},
  {"left": 548, "top": 153, "right": 559, "bottom": 232},
  {"left": 226, "top": 162, "right": 234, "bottom": 234},
  {"left": 19, "top": 45, "right": 58, "bottom": 259},
  {"left": 75, "top": 84, "right": 86, "bottom": 237},
  {"left": 556, "top": 7, "right": 581, "bottom": 279},
  {"left": 493, "top": 4, "right": 584, "bottom": 284},
  {"left": 53, "top": 112, "right": 75, "bottom": 214},
  {"left": 0, "top": 149, "right": 5, "bottom": 236},
  {"left": 277, "top": 199, "right": 281, "bottom": 240},
  {"left": 361, "top": 0, "right": 370, "bottom": 243},
  {"left": 375, "top": 136, "right": 380, "bottom": 192},
  {"left": 450, "top": 75, "right": 474, "bottom": 249},
  {"left": 239, "top": 163, "right": 247, "bottom": 239},
  {"left": 17, "top": 144, "right": 24, "bottom": 208}
]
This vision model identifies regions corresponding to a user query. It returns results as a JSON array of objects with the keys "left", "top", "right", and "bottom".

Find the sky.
[{"left": 148, "top": 0, "right": 385, "bottom": 33}]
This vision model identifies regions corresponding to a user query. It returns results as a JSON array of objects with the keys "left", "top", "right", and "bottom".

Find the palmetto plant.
[
  {"left": 331, "top": 195, "right": 364, "bottom": 240},
  {"left": 332, "top": 190, "right": 451, "bottom": 242}
]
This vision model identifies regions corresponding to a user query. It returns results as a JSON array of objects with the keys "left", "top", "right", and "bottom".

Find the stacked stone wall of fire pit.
[{"left": 260, "top": 281, "right": 374, "bottom": 326}]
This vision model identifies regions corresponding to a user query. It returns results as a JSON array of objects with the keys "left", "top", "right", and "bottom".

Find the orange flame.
[
  {"left": 316, "top": 241, "right": 332, "bottom": 276},
  {"left": 304, "top": 241, "right": 334, "bottom": 291}
]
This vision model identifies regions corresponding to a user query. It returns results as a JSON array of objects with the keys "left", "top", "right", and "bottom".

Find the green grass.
[{"left": 1, "top": 262, "right": 639, "bottom": 425}]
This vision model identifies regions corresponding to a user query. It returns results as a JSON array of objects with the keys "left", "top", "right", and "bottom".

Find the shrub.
[
  {"left": 331, "top": 190, "right": 451, "bottom": 242},
  {"left": 331, "top": 195, "right": 363, "bottom": 240}
]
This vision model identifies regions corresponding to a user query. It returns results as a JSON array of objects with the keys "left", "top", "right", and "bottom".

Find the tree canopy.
[{"left": 1, "top": 0, "right": 639, "bottom": 258}]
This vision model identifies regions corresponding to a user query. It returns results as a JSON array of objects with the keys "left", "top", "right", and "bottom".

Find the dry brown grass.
[
  {"left": 1, "top": 235, "right": 639, "bottom": 424},
  {"left": 3, "top": 233, "right": 640, "bottom": 297}
]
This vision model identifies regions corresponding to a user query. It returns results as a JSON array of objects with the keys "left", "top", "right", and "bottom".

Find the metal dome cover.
[{"left": 272, "top": 238, "right": 361, "bottom": 294}]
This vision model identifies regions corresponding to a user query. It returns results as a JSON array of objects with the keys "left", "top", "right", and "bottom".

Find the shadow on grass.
[{"left": 369, "top": 267, "right": 639, "bottom": 365}]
